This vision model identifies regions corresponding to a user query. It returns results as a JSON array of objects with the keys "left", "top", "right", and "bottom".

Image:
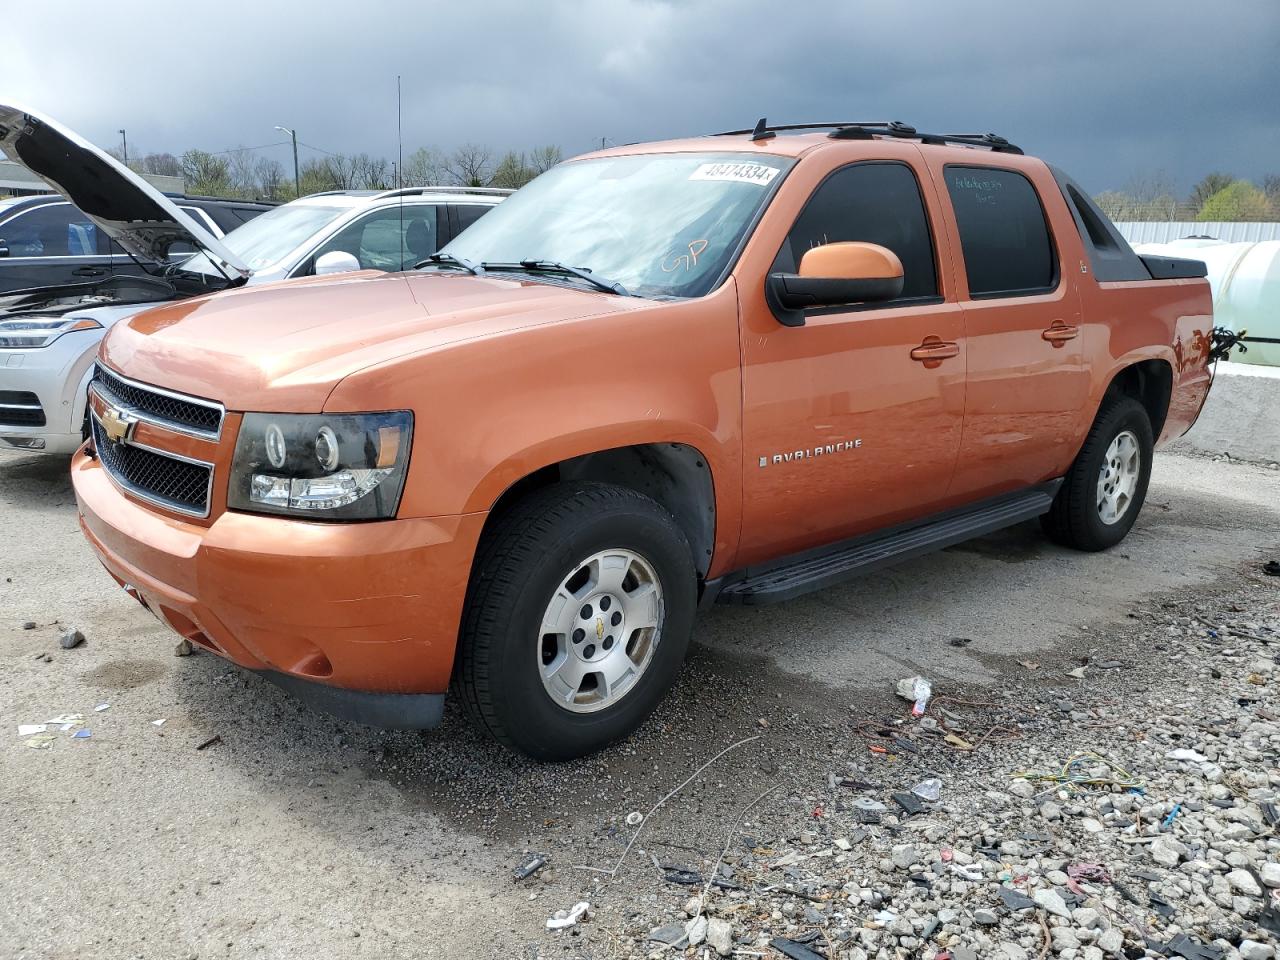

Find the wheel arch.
[
  {"left": 482, "top": 441, "right": 719, "bottom": 579},
  {"left": 1099, "top": 358, "right": 1174, "bottom": 441}
]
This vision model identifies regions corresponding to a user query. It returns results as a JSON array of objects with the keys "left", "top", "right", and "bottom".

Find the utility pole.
[
  {"left": 275, "top": 125, "right": 300, "bottom": 198},
  {"left": 118, "top": 129, "right": 128, "bottom": 166}
]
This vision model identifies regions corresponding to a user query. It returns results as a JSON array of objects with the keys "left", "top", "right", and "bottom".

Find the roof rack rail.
[
  {"left": 715, "top": 119, "right": 1022, "bottom": 154},
  {"left": 374, "top": 185, "right": 514, "bottom": 199}
]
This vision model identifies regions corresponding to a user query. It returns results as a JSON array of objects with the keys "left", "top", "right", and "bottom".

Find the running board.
[{"left": 715, "top": 483, "right": 1060, "bottom": 605}]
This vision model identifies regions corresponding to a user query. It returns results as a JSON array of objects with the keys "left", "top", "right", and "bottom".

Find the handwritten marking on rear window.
[
  {"left": 950, "top": 173, "right": 1005, "bottom": 205},
  {"left": 688, "top": 162, "right": 780, "bottom": 186}
]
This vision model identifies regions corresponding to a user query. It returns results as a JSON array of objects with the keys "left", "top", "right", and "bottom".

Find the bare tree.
[
  {"left": 528, "top": 145, "right": 563, "bottom": 175},
  {"left": 350, "top": 153, "right": 390, "bottom": 190},
  {"left": 226, "top": 147, "right": 258, "bottom": 198},
  {"left": 254, "top": 157, "right": 284, "bottom": 199},
  {"left": 444, "top": 144, "right": 493, "bottom": 187},
  {"left": 141, "top": 152, "right": 181, "bottom": 178},
  {"left": 324, "top": 154, "right": 359, "bottom": 190},
  {"left": 1122, "top": 170, "right": 1182, "bottom": 220},
  {"left": 490, "top": 151, "right": 536, "bottom": 189},
  {"left": 181, "top": 150, "right": 232, "bottom": 196},
  {"left": 403, "top": 147, "right": 446, "bottom": 186},
  {"left": 298, "top": 157, "right": 340, "bottom": 196}
]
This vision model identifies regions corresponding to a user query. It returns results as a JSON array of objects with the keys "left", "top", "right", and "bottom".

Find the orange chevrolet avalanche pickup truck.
[{"left": 71, "top": 120, "right": 1214, "bottom": 759}]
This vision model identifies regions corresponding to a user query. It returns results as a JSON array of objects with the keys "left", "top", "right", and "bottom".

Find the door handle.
[
  {"left": 910, "top": 337, "right": 960, "bottom": 368},
  {"left": 1042, "top": 320, "right": 1079, "bottom": 347},
  {"left": 72, "top": 266, "right": 106, "bottom": 277}
]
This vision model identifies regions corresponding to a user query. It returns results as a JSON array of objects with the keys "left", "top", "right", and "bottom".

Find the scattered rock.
[
  {"left": 684, "top": 915, "right": 707, "bottom": 947},
  {"left": 22, "top": 620, "right": 36, "bottom": 630},
  {"left": 1240, "top": 941, "right": 1275, "bottom": 960},
  {"left": 1226, "top": 868, "right": 1262, "bottom": 896},
  {"left": 706, "top": 918, "right": 732, "bottom": 956},
  {"left": 174, "top": 638, "right": 193, "bottom": 657},
  {"left": 58, "top": 627, "right": 85, "bottom": 649},
  {"left": 1033, "top": 888, "right": 1071, "bottom": 920}
]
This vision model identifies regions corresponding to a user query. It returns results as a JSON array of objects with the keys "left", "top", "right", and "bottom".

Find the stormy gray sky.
[{"left": 7, "top": 0, "right": 1279, "bottom": 195}]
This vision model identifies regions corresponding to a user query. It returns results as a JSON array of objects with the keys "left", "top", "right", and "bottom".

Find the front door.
[{"left": 737, "top": 159, "right": 966, "bottom": 566}]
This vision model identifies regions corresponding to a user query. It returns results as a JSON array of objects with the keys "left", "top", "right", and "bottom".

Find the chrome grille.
[
  {"left": 0, "top": 390, "right": 45, "bottom": 427},
  {"left": 92, "top": 365, "right": 224, "bottom": 438},
  {"left": 91, "top": 417, "right": 212, "bottom": 517}
]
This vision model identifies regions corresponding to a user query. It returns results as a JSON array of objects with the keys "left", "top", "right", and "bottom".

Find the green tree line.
[
  {"left": 1094, "top": 172, "right": 1280, "bottom": 222},
  {"left": 108, "top": 143, "right": 564, "bottom": 200}
]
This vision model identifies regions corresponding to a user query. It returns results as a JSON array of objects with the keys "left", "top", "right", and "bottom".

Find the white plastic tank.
[{"left": 1134, "top": 239, "right": 1280, "bottom": 366}]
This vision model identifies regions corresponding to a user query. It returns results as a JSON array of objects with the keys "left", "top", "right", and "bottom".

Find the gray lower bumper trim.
[{"left": 256, "top": 670, "right": 446, "bottom": 729}]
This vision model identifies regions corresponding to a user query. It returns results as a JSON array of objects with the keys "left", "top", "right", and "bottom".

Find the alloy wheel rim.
[
  {"left": 1097, "top": 430, "right": 1141, "bottom": 525},
  {"left": 536, "top": 548, "right": 665, "bottom": 713}
]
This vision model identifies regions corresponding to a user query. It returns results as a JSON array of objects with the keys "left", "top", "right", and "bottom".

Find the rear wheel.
[
  {"left": 1041, "top": 395, "right": 1154, "bottom": 551},
  {"left": 456, "top": 481, "right": 696, "bottom": 760}
]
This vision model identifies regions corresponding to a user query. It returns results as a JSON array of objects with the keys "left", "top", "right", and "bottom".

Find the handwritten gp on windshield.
[{"left": 661, "top": 239, "right": 709, "bottom": 273}]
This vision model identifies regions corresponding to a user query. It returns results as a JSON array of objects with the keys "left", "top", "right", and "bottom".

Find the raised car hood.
[
  {"left": 0, "top": 102, "right": 249, "bottom": 278},
  {"left": 100, "top": 271, "right": 653, "bottom": 411}
]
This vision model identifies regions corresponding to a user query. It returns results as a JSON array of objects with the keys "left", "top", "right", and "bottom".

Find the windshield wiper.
[
  {"left": 416, "top": 252, "right": 483, "bottom": 275},
  {"left": 484, "top": 260, "right": 630, "bottom": 296}
]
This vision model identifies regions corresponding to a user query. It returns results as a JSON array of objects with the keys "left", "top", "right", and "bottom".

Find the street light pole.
[
  {"left": 118, "top": 129, "right": 127, "bottom": 166},
  {"left": 275, "top": 125, "right": 300, "bottom": 199}
]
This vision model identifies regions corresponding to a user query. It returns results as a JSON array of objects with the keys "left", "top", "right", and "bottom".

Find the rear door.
[
  {"left": 445, "top": 202, "right": 496, "bottom": 245},
  {"left": 0, "top": 201, "right": 118, "bottom": 291},
  {"left": 736, "top": 154, "right": 967, "bottom": 565},
  {"left": 926, "top": 160, "right": 1089, "bottom": 500}
]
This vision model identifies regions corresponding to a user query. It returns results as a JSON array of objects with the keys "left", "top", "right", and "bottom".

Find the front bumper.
[
  {"left": 72, "top": 448, "right": 487, "bottom": 728},
  {"left": 0, "top": 330, "right": 102, "bottom": 454}
]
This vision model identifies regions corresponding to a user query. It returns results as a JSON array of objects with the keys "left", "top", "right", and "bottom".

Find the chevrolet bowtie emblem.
[
  {"left": 596, "top": 617, "right": 605, "bottom": 640},
  {"left": 99, "top": 404, "right": 137, "bottom": 444}
]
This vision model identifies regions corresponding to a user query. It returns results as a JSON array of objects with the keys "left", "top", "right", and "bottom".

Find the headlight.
[
  {"left": 0, "top": 316, "right": 101, "bottom": 348},
  {"left": 228, "top": 411, "right": 413, "bottom": 520}
]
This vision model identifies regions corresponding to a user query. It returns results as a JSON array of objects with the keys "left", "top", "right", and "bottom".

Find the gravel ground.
[{"left": 1, "top": 448, "right": 1278, "bottom": 960}]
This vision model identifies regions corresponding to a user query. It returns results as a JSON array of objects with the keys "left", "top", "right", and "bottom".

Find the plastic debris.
[
  {"left": 770, "top": 937, "right": 826, "bottom": 960},
  {"left": 94, "top": 703, "right": 110, "bottom": 712},
  {"left": 950, "top": 863, "right": 983, "bottom": 881},
  {"left": 1162, "top": 802, "right": 1183, "bottom": 830},
  {"left": 893, "top": 791, "right": 925, "bottom": 816},
  {"left": 18, "top": 724, "right": 47, "bottom": 736},
  {"left": 545, "top": 901, "right": 589, "bottom": 930},
  {"left": 911, "top": 778, "right": 942, "bottom": 801},
  {"left": 625, "top": 811, "right": 643, "bottom": 826},
  {"left": 26, "top": 733, "right": 57, "bottom": 749},
  {"left": 195, "top": 735, "right": 222, "bottom": 751},
  {"left": 944, "top": 733, "right": 974, "bottom": 750},
  {"left": 998, "top": 886, "right": 1036, "bottom": 911},
  {"left": 151, "top": 719, "right": 167, "bottom": 727},
  {"left": 513, "top": 855, "right": 546, "bottom": 881},
  {"left": 72, "top": 729, "right": 91, "bottom": 739},
  {"left": 1066, "top": 666, "right": 1088, "bottom": 679},
  {"left": 46, "top": 714, "right": 83, "bottom": 725},
  {"left": 1014, "top": 752, "right": 1143, "bottom": 792},
  {"left": 896, "top": 675, "right": 932, "bottom": 716}
]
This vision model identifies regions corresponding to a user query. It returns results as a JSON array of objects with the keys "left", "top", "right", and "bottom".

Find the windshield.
[
  {"left": 438, "top": 152, "right": 794, "bottom": 299},
  {"left": 178, "top": 202, "right": 347, "bottom": 277}
]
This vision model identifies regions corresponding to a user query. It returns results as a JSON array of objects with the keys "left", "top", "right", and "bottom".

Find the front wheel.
[
  {"left": 1041, "top": 395, "right": 1154, "bottom": 551},
  {"left": 456, "top": 482, "right": 696, "bottom": 760}
]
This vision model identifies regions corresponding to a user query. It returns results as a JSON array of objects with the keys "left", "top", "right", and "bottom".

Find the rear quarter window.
[{"left": 944, "top": 166, "right": 1056, "bottom": 298}]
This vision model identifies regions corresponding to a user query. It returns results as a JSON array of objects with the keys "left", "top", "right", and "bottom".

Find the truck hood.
[
  {"left": 0, "top": 102, "right": 249, "bottom": 279},
  {"left": 100, "top": 271, "right": 653, "bottom": 411}
]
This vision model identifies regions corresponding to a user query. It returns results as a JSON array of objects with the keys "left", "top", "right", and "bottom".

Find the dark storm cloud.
[{"left": 8, "top": 0, "right": 1279, "bottom": 192}]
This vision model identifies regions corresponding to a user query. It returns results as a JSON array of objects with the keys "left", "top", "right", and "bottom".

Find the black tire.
[
  {"left": 456, "top": 481, "right": 696, "bottom": 761},
  {"left": 1041, "top": 395, "right": 1154, "bottom": 552}
]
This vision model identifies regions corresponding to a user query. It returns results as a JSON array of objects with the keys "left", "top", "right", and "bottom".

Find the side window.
[
  {"left": 454, "top": 203, "right": 493, "bottom": 234},
  {"left": 781, "top": 162, "right": 938, "bottom": 301},
  {"left": 0, "top": 203, "right": 100, "bottom": 257},
  {"left": 311, "top": 205, "right": 440, "bottom": 271},
  {"left": 944, "top": 166, "right": 1055, "bottom": 297}
]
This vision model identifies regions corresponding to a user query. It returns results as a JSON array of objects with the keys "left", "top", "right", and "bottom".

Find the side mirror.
[
  {"left": 767, "top": 242, "right": 904, "bottom": 327},
  {"left": 315, "top": 250, "right": 361, "bottom": 276},
  {"left": 0, "top": 239, "right": 8, "bottom": 258}
]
